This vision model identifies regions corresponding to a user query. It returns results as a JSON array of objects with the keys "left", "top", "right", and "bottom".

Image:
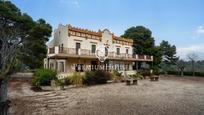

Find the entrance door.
[
  {"left": 91, "top": 61, "right": 97, "bottom": 70},
  {"left": 104, "top": 60, "right": 109, "bottom": 70},
  {"left": 75, "top": 64, "right": 84, "bottom": 72},
  {"left": 76, "top": 43, "right": 81, "bottom": 55}
]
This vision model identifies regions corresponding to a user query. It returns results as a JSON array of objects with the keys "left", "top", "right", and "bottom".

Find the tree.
[
  {"left": 160, "top": 40, "right": 179, "bottom": 73},
  {"left": 151, "top": 46, "right": 163, "bottom": 72},
  {"left": 121, "top": 26, "right": 161, "bottom": 71},
  {"left": 187, "top": 53, "right": 198, "bottom": 76},
  {"left": 0, "top": 1, "right": 52, "bottom": 114},
  {"left": 176, "top": 59, "right": 186, "bottom": 76},
  {"left": 160, "top": 40, "right": 178, "bottom": 65},
  {"left": 121, "top": 26, "right": 155, "bottom": 55},
  {"left": 20, "top": 19, "right": 52, "bottom": 69}
]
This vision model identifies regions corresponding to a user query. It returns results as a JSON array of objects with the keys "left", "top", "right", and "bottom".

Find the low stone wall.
[
  {"left": 57, "top": 72, "right": 85, "bottom": 79},
  {"left": 10, "top": 72, "right": 33, "bottom": 82},
  {"left": 119, "top": 70, "right": 137, "bottom": 76},
  {"left": 57, "top": 70, "right": 137, "bottom": 79}
]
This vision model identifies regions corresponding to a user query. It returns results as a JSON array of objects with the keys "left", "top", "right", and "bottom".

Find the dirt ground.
[{"left": 8, "top": 76, "right": 204, "bottom": 115}]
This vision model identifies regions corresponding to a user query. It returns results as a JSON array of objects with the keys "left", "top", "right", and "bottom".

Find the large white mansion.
[{"left": 44, "top": 24, "right": 153, "bottom": 74}]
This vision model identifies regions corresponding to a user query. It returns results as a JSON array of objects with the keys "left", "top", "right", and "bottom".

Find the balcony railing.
[
  {"left": 48, "top": 46, "right": 153, "bottom": 61},
  {"left": 146, "top": 55, "right": 151, "bottom": 60},
  {"left": 138, "top": 55, "right": 145, "bottom": 59}
]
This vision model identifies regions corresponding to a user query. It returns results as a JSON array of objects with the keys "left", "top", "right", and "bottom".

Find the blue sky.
[{"left": 11, "top": 0, "right": 204, "bottom": 60}]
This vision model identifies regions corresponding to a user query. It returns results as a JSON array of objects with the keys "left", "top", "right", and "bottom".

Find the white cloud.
[
  {"left": 59, "top": 0, "right": 80, "bottom": 8},
  {"left": 196, "top": 26, "right": 204, "bottom": 34},
  {"left": 177, "top": 44, "right": 204, "bottom": 60}
]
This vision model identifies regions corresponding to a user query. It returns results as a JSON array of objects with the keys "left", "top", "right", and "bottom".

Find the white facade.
[{"left": 45, "top": 24, "right": 153, "bottom": 73}]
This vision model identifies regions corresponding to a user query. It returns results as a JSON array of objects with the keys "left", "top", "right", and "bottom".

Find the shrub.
[
  {"left": 167, "top": 71, "right": 179, "bottom": 75},
  {"left": 94, "top": 70, "right": 112, "bottom": 84},
  {"left": 64, "top": 77, "right": 71, "bottom": 85},
  {"left": 183, "top": 71, "right": 193, "bottom": 76},
  {"left": 131, "top": 72, "right": 143, "bottom": 79},
  {"left": 56, "top": 79, "right": 67, "bottom": 86},
  {"left": 84, "top": 71, "right": 96, "bottom": 85},
  {"left": 153, "top": 69, "right": 160, "bottom": 75},
  {"left": 195, "top": 72, "right": 204, "bottom": 77},
  {"left": 69, "top": 72, "right": 84, "bottom": 86},
  {"left": 33, "top": 69, "right": 57, "bottom": 86},
  {"left": 84, "top": 70, "right": 112, "bottom": 85},
  {"left": 111, "top": 70, "right": 123, "bottom": 82},
  {"left": 112, "top": 70, "right": 122, "bottom": 77},
  {"left": 166, "top": 71, "right": 204, "bottom": 77}
]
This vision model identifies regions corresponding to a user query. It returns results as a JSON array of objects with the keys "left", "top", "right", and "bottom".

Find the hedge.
[{"left": 166, "top": 71, "right": 204, "bottom": 77}]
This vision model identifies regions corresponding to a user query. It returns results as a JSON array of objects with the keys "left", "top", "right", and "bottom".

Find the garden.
[{"left": 31, "top": 69, "right": 157, "bottom": 90}]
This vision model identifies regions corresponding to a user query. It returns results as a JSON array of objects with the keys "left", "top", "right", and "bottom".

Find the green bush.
[
  {"left": 69, "top": 72, "right": 84, "bottom": 86},
  {"left": 33, "top": 69, "right": 57, "bottom": 86},
  {"left": 131, "top": 72, "right": 143, "bottom": 79},
  {"left": 195, "top": 72, "right": 204, "bottom": 77},
  {"left": 141, "top": 70, "right": 151, "bottom": 77},
  {"left": 184, "top": 71, "right": 193, "bottom": 76},
  {"left": 167, "top": 71, "right": 204, "bottom": 77},
  {"left": 84, "top": 71, "right": 96, "bottom": 85},
  {"left": 112, "top": 70, "right": 122, "bottom": 77},
  {"left": 64, "top": 77, "right": 71, "bottom": 85},
  {"left": 111, "top": 70, "right": 123, "bottom": 82},
  {"left": 166, "top": 71, "right": 179, "bottom": 75},
  {"left": 84, "top": 70, "right": 112, "bottom": 85},
  {"left": 94, "top": 70, "right": 112, "bottom": 84},
  {"left": 57, "top": 79, "right": 69, "bottom": 86}
]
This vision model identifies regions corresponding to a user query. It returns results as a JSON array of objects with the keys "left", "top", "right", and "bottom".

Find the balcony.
[{"left": 48, "top": 46, "right": 153, "bottom": 61}]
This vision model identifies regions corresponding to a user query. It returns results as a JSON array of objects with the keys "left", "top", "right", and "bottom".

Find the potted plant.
[
  {"left": 58, "top": 79, "right": 65, "bottom": 90},
  {"left": 112, "top": 70, "right": 122, "bottom": 83},
  {"left": 150, "top": 69, "right": 160, "bottom": 81},
  {"left": 131, "top": 72, "right": 142, "bottom": 85},
  {"left": 51, "top": 79, "right": 65, "bottom": 90}
]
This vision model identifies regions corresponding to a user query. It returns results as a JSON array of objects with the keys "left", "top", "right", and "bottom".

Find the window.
[
  {"left": 92, "top": 36, "right": 96, "bottom": 39},
  {"left": 59, "top": 44, "right": 63, "bottom": 52},
  {"left": 81, "top": 33, "right": 85, "bottom": 37},
  {"left": 126, "top": 49, "right": 128, "bottom": 54},
  {"left": 76, "top": 43, "right": 81, "bottom": 54},
  {"left": 59, "top": 62, "right": 64, "bottom": 72},
  {"left": 76, "top": 32, "right": 81, "bottom": 36},
  {"left": 116, "top": 48, "right": 120, "bottom": 55},
  {"left": 87, "top": 34, "right": 91, "bottom": 38},
  {"left": 105, "top": 48, "right": 108, "bottom": 56},
  {"left": 91, "top": 45, "right": 96, "bottom": 53},
  {"left": 71, "top": 31, "right": 76, "bottom": 35},
  {"left": 75, "top": 64, "right": 84, "bottom": 72}
]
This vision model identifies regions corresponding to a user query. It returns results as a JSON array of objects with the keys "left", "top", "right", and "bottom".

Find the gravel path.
[{"left": 9, "top": 76, "right": 204, "bottom": 115}]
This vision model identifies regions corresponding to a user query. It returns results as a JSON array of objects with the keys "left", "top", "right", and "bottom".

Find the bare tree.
[
  {"left": 176, "top": 59, "right": 185, "bottom": 77},
  {"left": 187, "top": 53, "right": 198, "bottom": 77}
]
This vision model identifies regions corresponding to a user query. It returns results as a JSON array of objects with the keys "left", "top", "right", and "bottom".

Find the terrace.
[{"left": 48, "top": 46, "right": 153, "bottom": 61}]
